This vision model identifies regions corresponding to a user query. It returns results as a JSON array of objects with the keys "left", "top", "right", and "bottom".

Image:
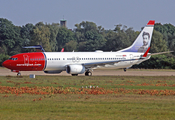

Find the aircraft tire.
[
  {"left": 17, "top": 73, "right": 21, "bottom": 76},
  {"left": 72, "top": 74, "right": 78, "bottom": 76},
  {"left": 124, "top": 68, "right": 126, "bottom": 72},
  {"left": 85, "top": 71, "right": 92, "bottom": 76}
]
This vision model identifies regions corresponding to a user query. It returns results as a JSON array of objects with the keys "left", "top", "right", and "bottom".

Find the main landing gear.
[
  {"left": 124, "top": 68, "right": 126, "bottom": 72},
  {"left": 71, "top": 70, "right": 92, "bottom": 76},
  {"left": 71, "top": 74, "right": 78, "bottom": 76},
  {"left": 85, "top": 70, "right": 92, "bottom": 76}
]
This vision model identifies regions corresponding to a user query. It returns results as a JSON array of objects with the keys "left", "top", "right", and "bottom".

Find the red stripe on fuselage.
[{"left": 4, "top": 52, "right": 45, "bottom": 71}]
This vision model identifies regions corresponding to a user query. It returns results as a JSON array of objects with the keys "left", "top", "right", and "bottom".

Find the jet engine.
[
  {"left": 66, "top": 65, "right": 85, "bottom": 74},
  {"left": 44, "top": 70, "right": 62, "bottom": 74}
]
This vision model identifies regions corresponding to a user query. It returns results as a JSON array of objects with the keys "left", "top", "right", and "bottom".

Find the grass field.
[{"left": 1, "top": 75, "right": 175, "bottom": 120}]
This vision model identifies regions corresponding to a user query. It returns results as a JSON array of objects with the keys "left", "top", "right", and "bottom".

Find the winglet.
[
  {"left": 147, "top": 20, "right": 155, "bottom": 25},
  {"left": 61, "top": 48, "right": 64, "bottom": 52},
  {"left": 142, "top": 47, "right": 150, "bottom": 57}
]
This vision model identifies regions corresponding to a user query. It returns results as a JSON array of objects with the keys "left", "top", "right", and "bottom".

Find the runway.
[{"left": 0, "top": 67, "right": 175, "bottom": 76}]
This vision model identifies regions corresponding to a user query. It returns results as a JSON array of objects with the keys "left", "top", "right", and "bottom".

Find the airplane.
[{"left": 2, "top": 20, "right": 168, "bottom": 76}]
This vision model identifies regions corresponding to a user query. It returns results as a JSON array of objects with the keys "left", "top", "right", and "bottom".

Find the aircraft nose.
[{"left": 2, "top": 60, "right": 11, "bottom": 68}]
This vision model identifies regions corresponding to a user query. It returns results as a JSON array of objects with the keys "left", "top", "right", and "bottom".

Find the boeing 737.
[{"left": 3, "top": 20, "right": 164, "bottom": 76}]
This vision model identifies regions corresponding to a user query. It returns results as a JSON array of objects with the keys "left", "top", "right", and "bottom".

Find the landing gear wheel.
[
  {"left": 85, "top": 71, "right": 92, "bottom": 76},
  {"left": 72, "top": 74, "right": 78, "bottom": 76},
  {"left": 17, "top": 72, "right": 21, "bottom": 76},
  {"left": 124, "top": 68, "right": 126, "bottom": 72}
]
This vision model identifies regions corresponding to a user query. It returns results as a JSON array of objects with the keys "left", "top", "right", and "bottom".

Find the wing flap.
[{"left": 83, "top": 59, "right": 134, "bottom": 68}]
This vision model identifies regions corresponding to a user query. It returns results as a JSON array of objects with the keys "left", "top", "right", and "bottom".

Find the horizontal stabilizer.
[{"left": 150, "top": 51, "right": 174, "bottom": 56}]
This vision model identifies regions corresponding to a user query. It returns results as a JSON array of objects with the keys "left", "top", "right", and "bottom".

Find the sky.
[{"left": 0, "top": 0, "right": 175, "bottom": 31}]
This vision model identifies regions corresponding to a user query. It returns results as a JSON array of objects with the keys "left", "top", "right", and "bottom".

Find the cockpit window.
[{"left": 9, "top": 58, "right": 18, "bottom": 60}]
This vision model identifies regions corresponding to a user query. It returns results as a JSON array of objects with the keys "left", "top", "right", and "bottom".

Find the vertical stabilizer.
[{"left": 118, "top": 20, "right": 155, "bottom": 53}]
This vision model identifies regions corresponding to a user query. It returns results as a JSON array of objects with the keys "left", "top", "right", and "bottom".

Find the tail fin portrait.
[{"left": 119, "top": 20, "right": 155, "bottom": 53}]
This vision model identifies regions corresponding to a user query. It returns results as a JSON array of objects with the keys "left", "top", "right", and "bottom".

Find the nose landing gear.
[
  {"left": 17, "top": 72, "right": 21, "bottom": 76},
  {"left": 11, "top": 70, "right": 21, "bottom": 76}
]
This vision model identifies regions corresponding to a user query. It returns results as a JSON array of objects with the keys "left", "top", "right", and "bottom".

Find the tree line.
[{"left": 0, "top": 18, "right": 175, "bottom": 69}]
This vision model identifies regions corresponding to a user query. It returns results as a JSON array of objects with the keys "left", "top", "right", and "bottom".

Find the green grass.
[
  {"left": 1, "top": 75, "right": 175, "bottom": 119},
  {"left": 1, "top": 94, "right": 175, "bottom": 120},
  {"left": 1, "top": 76, "right": 175, "bottom": 90}
]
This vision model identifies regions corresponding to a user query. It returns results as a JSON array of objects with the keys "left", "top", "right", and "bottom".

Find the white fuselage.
[{"left": 44, "top": 52, "right": 149, "bottom": 71}]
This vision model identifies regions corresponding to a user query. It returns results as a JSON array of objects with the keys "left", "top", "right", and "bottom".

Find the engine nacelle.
[
  {"left": 66, "top": 65, "right": 85, "bottom": 74},
  {"left": 44, "top": 70, "right": 62, "bottom": 74}
]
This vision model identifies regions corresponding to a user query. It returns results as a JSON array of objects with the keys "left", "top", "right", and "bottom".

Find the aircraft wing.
[
  {"left": 23, "top": 45, "right": 45, "bottom": 52},
  {"left": 83, "top": 59, "right": 133, "bottom": 68}
]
